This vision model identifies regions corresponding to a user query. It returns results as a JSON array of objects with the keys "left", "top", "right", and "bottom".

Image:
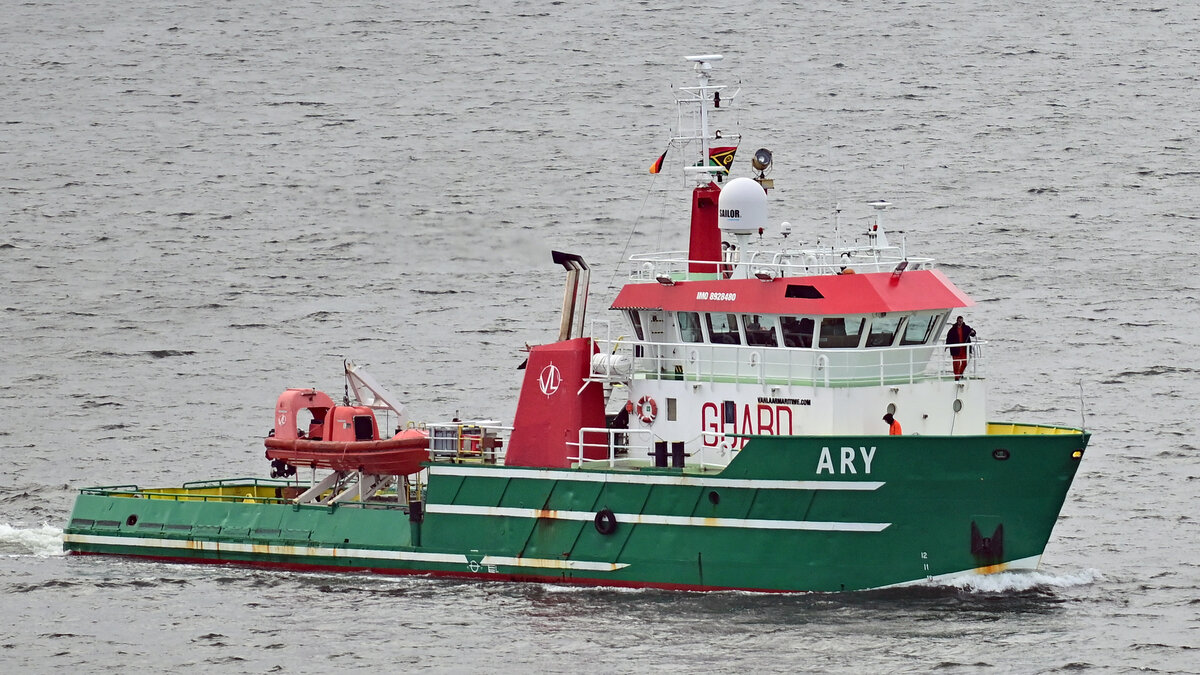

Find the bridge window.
[
  {"left": 900, "top": 313, "right": 940, "bottom": 345},
  {"left": 819, "top": 316, "right": 866, "bottom": 348},
  {"left": 866, "top": 314, "right": 903, "bottom": 347},
  {"left": 706, "top": 313, "right": 742, "bottom": 345},
  {"left": 742, "top": 314, "right": 778, "bottom": 347},
  {"left": 628, "top": 311, "right": 645, "bottom": 340},
  {"left": 781, "top": 316, "right": 814, "bottom": 348},
  {"left": 678, "top": 312, "right": 704, "bottom": 343}
]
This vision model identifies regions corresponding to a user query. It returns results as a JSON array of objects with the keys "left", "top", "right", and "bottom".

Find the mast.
[
  {"left": 677, "top": 55, "right": 740, "bottom": 274},
  {"left": 677, "top": 55, "right": 738, "bottom": 186}
]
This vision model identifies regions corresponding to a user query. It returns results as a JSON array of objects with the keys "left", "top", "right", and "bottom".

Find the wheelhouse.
[{"left": 608, "top": 269, "right": 974, "bottom": 387}]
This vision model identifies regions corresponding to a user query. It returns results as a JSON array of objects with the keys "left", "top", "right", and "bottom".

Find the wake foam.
[
  {"left": 937, "top": 568, "right": 1101, "bottom": 593},
  {"left": 0, "top": 523, "right": 66, "bottom": 557}
]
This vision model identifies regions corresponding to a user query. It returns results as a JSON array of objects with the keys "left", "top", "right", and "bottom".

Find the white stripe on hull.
[
  {"left": 430, "top": 464, "right": 884, "bottom": 491},
  {"left": 424, "top": 504, "right": 891, "bottom": 532},
  {"left": 61, "top": 533, "right": 628, "bottom": 572}
]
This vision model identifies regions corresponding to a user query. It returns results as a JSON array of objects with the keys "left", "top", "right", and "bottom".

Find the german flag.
[
  {"left": 648, "top": 149, "right": 668, "bottom": 174},
  {"left": 709, "top": 146, "right": 737, "bottom": 173}
]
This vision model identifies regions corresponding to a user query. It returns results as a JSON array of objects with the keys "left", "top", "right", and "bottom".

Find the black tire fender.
[{"left": 594, "top": 508, "right": 617, "bottom": 535}]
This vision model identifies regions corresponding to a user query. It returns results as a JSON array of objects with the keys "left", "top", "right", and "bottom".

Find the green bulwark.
[{"left": 64, "top": 427, "right": 1087, "bottom": 592}]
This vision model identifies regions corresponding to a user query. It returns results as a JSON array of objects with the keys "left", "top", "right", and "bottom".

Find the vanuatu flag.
[
  {"left": 648, "top": 149, "right": 668, "bottom": 174},
  {"left": 709, "top": 146, "right": 737, "bottom": 173}
]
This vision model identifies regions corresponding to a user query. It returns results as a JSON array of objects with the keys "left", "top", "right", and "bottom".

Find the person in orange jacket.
[{"left": 883, "top": 413, "right": 902, "bottom": 435}]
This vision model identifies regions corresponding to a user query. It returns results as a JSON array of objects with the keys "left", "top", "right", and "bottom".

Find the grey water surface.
[{"left": 2, "top": 0, "right": 1197, "bottom": 672}]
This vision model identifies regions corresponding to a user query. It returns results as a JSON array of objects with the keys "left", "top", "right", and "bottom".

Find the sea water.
[{"left": 2, "top": 0, "right": 1197, "bottom": 671}]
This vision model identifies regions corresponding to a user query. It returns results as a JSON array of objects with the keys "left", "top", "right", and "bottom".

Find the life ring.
[
  {"left": 636, "top": 396, "right": 657, "bottom": 424},
  {"left": 594, "top": 508, "right": 617, "bottom": 535}
]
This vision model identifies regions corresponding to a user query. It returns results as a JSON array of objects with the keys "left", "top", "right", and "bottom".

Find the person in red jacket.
[
  {"left": 882, "top": 413, "right": 902, "bottom": 435},
  {"left": 946, "top": 316, "right": 977, "bottom": 380}
]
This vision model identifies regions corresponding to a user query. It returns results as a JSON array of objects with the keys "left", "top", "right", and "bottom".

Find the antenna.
[
  {"left": 833, "top": 202, "right": 842, "bottom": 248},
  {"left": 1078, "top": 380, "right": 1087, "bottom": 432}
]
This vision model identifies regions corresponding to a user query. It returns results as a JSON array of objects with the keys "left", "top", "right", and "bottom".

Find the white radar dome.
[{"left": 718, "top": 177, "right": 767, "bottom": 235}]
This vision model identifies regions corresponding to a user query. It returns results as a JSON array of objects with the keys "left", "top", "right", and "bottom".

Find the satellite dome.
[{"left": 718, "top": 177, "right": 767, "bottom": 235}]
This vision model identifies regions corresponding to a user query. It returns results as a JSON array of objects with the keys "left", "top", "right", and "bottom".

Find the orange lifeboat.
[{"left": 264, "top": 388, "right": 429, "bottom": 475}]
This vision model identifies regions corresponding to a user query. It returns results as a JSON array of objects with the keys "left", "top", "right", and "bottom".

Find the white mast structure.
[{"left": 676, "top": 55, "right": 740, "bottom": 187}]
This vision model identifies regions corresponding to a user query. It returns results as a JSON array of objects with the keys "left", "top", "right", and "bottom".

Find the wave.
[
  {"left": 0, "top": 523, "right": 66, "bottom": 557},
  {"left": 935, "top": 568, "right": 1101, "bottom": 593},
  {"left": 145, "top": 349, "right": 197, "bottom": 359}
]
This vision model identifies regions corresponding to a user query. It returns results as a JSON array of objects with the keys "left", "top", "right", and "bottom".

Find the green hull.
[{"left": 64, "top": 428, "right": 1088, "bottom": 592}]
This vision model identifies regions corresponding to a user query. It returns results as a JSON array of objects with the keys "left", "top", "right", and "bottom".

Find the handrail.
[
  {"left": 569, "top": 428, "right": 734, "bottom": 471},
  {"left": 78, "top": 486, "right": 296, "bottom": 505},
  {"left": 591, "top": 336, "right": 986, "bottom": 387},
  {"left": 628, "top": 249, "right": 936, "bottom": 281},
  {"left": 77, "top": 484, "right": 414, "bottom": 509},
  {"left": 181, "top": 477, "right": 295, "bottom": 489},
  {"left": 570, "top": 427, "right": 657, "bottom": 468}
]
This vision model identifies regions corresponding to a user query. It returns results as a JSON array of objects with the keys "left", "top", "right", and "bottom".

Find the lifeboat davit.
[{"left": 264, "top": 388, "right": 429, "bottom": 475}]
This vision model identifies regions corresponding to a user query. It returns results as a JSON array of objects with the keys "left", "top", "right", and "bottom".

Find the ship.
[{"left": 63, "top": 55, "right": 1088, "bottom": 592}]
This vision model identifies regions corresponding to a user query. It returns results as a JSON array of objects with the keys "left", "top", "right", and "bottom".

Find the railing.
[
  {"left": 569, "top": 427, "right": 657, "bottom": 468},
  {"left": 628, "top": 248, "right": 936, "bottom": 281},
  {"left": 569, "top": 428, "right": 737, "bottom": 471},
  {"left": 428, "top": 422, "right": 511, "bottom": 464},
  {"left": 181, "top": 477, "right": 297, "bottom": 491},
  {"left": 591, "top": 335, "right": 986, "bottom": 387},
  {"left": 78, "top": 479, "right": 418, "bottom": 509},
  {"left": 79, "top": 480, "right": 297, "bottom": 505}
]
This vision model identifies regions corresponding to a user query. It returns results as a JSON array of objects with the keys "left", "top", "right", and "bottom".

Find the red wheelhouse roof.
[{"left": 610, "top": 269, "right": 973, "bottom": 315}]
